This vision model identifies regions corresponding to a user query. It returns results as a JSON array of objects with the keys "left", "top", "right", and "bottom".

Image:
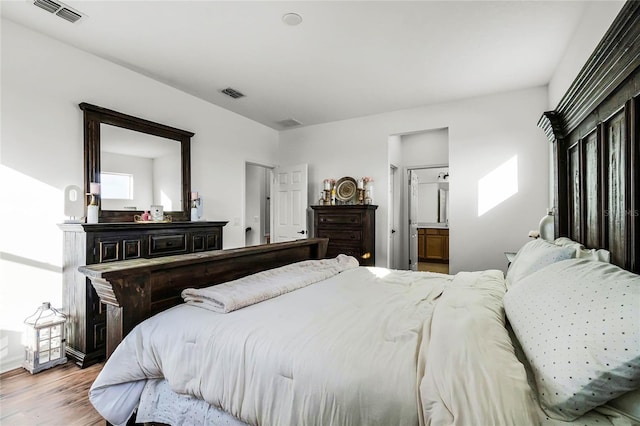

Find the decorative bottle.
[{"left": 538, "top": 208, "right": 554, "bottom": 241}]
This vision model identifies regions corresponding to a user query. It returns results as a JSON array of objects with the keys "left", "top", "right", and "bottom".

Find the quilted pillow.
[
  {"left": 505, "top": 239, "right": 574, "bottom": 288},
  {"left": 504, "top": 259, "right": 640, "bottom": 420}
]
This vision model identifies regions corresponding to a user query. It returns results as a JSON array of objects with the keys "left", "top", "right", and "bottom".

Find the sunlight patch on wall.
[
  {"left": 477, "top": 156, "right": 518, "bottom": 216},
  {"left": 0, "top": 165, "right": 64, "bottom": 336}
]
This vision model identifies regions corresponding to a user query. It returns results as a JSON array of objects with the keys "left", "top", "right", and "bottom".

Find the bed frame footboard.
[{"left": 80, "top": 238, "right": 328, "bottom": 358}]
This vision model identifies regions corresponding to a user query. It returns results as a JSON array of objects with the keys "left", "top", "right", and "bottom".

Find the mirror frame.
[{"left": 80, "top": 102, "right": 193, "bottom": 222}]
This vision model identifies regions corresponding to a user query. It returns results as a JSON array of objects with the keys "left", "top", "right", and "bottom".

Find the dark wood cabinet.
[
  {"left": 418, "top": 229, "right": 426, "bottom": 261},
  {"left": 59, "top": 221, "right": 226, "bottom": 367},
  {"left": 418, "top": 228, "right": 449, "bottom": 262},
  {"left": 312, "top": 205, "right": 377, "bottom": 266}
]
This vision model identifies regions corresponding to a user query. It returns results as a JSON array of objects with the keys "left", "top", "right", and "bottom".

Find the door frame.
[
  {"left": 404, "top": 164, "right": 449, "bottom": 270},
  {"left": 244, "top": 161, "right": 274, "bottom": 247},
  {"left": 388, "top": 164, "right": 399, "bottom": 269}
]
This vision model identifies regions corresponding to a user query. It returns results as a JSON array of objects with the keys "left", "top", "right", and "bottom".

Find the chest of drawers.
[
  {"left": 312, "top": 205, "right": 377, "bottom": 266},
  {"left": 59, "top": 221, "right": 226, "bottom": 367}
]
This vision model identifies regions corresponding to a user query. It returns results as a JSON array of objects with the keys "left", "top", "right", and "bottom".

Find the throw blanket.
[
  {"left": 181, "top": 254, "right": 359, "bottom": 313},
  {"left": 90, "top": 266, "right": 539, "bottom": 426}
]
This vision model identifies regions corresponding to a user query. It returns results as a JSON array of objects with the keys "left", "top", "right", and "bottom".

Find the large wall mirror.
[{"left": 80, "top": 103, "right": 193, "bottom": 222}]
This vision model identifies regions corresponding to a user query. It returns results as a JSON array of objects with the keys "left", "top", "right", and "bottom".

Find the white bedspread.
[{"left": 90, "top": 266, "right": 539, "bottom": 426}]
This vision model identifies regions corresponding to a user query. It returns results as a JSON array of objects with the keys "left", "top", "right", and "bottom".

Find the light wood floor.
[
  {"left": 418, "top": 261, "right": 450, "bottom": 274},
  {"left": 0, "top": 361, "right": 104, "bottom": 425}
]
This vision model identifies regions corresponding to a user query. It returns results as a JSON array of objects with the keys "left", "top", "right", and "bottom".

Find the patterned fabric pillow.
[
  {"left": 505, "top": 239, "right": 574, "bottom": 288},
  {"left": 504, "top": 259, "right": 640, "bottom": 421}
]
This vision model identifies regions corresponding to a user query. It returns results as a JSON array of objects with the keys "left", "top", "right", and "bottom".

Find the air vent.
[
  {"left": 276, "top": 118, "right": 302, "bottom": 128},
  {"left": 32, "top": 0, "right": 84, "bottom": 23},
  {"left": 220, "top": 87, "right": 245, "bottom": 99},
  {"left": 56, "top": 7, "right": 82, "bottom": 23},
  {"left": 33, "top": 0, "right": 59, "bottom": 13}
]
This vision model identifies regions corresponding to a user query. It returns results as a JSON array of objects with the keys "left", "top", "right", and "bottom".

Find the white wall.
[
  {"left": 279, "top": 86, "right": 550, "bottom": 274},
  {"left": 401, "top": 129, "right": 449, "bottom": 167},
  {"left": 0, "top": 19, "right": 279, "bottom": 372}
]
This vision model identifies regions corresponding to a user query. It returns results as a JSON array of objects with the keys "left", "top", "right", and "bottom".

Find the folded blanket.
[{"left": 181, "top": 254, "right": 359, "bottom": 313}]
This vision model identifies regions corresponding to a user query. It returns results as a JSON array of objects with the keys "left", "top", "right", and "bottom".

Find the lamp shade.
[{"left": 89, "top": 182, "right": 100, "bottom": 195}]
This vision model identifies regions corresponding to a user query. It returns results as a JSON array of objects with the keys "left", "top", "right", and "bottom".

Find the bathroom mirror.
[
  {"left": 415, "top": 167, "right": 449, "bottom": 225},
  {"left": 80, "top": 103, "right": 193, "bottom": 222}
]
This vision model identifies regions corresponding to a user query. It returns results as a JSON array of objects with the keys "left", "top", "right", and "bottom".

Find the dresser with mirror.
[{"left": 61, "top": 103, "right": 226, "bottom": 367}]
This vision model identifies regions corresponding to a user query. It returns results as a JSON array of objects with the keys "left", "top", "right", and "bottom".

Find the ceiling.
[{"left": 1, "top": 1, "right": 590, "bottom": 130}]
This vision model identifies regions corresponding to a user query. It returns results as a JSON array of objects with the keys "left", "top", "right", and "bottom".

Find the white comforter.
[{"left": 90, "top": 265, "right": 539, "bottom": 426}]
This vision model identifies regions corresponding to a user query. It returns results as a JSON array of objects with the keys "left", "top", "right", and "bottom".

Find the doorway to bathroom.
[
  {"left": 389, "top": 127, "right": 449, "bottom": 272},
  {"left": 408, "top": 166, "right": 449, "bottom": 274}
]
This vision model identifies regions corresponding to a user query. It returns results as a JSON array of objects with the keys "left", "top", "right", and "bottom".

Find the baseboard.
[{"left": 0, "top": 354, "right": 24, "bottom": 375}]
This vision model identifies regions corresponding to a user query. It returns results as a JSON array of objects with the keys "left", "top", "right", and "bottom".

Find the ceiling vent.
[
  {"left": 220, "top": 87, "right": 245, "bottom": 99},
  {"left": 33, "top": 0, "right": 84, "bottom": 23},
  {"left": 277, "top": 118, "right": 302, "bottom": 128}
]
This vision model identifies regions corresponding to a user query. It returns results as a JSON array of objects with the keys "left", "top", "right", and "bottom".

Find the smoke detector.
[
  {"left": 32, "top": 0, "right": 85, "bottom": 23},
  {"left": 282, "top": 13, "right": 303, "bottom": 26}
]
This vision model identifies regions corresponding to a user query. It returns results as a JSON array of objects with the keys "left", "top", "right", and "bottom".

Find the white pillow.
[
  {"left": 505, "top": 239, "right": 574, "bottom": 288},
  {"left": 504, "top": 259, "right": 640, "bottom": 421},
  {"left": 552, "top": 237, "right": 580, "bottom": 248},
  {"left": 553, "top": 237, "right": 611, "bottom": 263},
  {"left": 575, "top": 247, "right": 611, "bottom": 262}
]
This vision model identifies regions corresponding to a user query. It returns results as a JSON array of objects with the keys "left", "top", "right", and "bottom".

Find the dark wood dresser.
[
  {"left": 312, "top": 205, "right": 377, "bottom": 266},
  {"left": 58, "top": 221, "right": 227, "bottom": 367}
]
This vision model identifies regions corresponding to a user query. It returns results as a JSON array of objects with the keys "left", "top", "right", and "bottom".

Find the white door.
[
  {"left": 409, "top": 169, "right": 419, "bottom": 271},
  {"left": 388, "top": 165, "right": 397, "bottom": 269},
  {"left": 273, "top": 164, "right": 308, "bottom": 242}
]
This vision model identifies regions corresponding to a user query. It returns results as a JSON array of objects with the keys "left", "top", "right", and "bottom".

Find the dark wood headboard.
[
  {"left": 538, "top": 1, "right": 639, "bottom": 273},
  {"left": 80, "top": 238, "right": 328, "bottom": 357}
]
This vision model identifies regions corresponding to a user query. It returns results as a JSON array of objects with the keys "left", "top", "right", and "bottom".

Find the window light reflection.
[{"left": 477, "top": 155, "right": 518, "bottom": 216}]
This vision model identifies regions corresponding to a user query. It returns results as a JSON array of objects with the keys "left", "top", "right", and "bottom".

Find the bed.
[
  {"left": 80, "top": 3, "right": 640, "bottom": 426},
  {"left": 84, "top": 242, "right": 639, "bottom": 426}
]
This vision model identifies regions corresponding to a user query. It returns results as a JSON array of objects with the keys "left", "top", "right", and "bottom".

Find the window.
[{"left": 101, "top": 172, "right": 133, "bottom": 200}]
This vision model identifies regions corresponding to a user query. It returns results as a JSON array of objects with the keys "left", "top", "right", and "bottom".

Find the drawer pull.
[{"left": 149, "top": 234, "right": 187, "bottom": 255}]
